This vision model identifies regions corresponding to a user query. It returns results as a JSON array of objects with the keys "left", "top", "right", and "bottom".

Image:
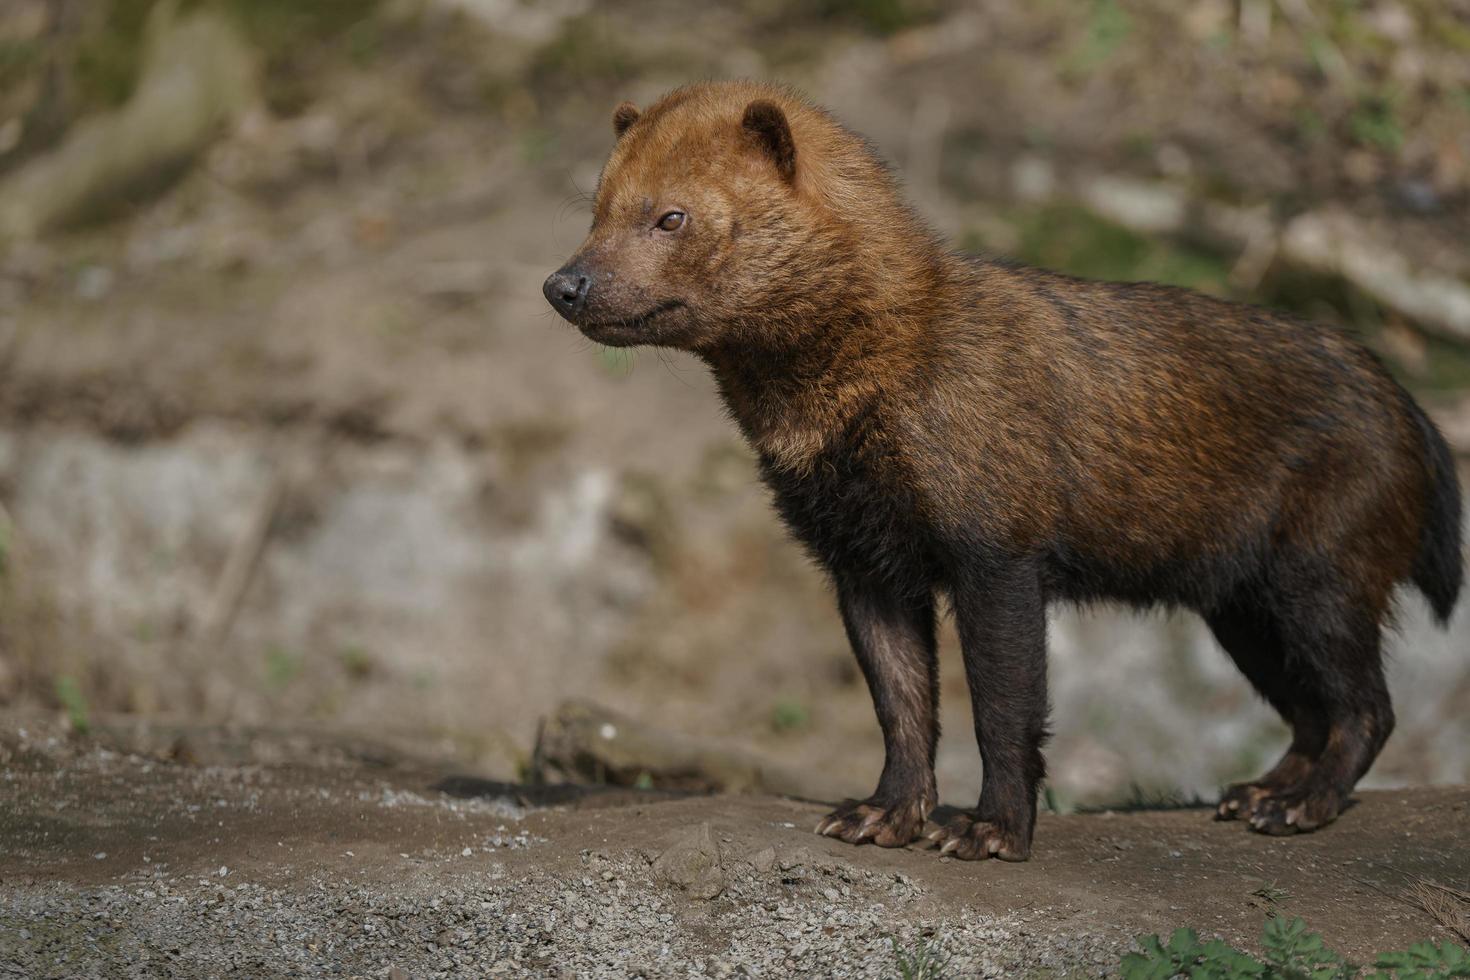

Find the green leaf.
[
  {"left": 1377, "top": 952, "right": 1417, "bottom": 968},
  {"left": 1136, "top": 934, "right": 1167, "bottom": 958},
  {"left": 1119, "top": 952, "right": 1175, "bottom": 980}
]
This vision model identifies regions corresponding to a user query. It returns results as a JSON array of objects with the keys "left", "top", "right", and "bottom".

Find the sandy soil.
[{"left": 2, "top": 714, "right": 1465, "bottom": 979}]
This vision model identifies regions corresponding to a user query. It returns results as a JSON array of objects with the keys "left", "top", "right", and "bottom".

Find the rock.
[
  {"left": 651, "top": 823, "right": 724, "bottom": 900},
  {"left": 534, "top": 700, "right": 842, "bottom": 799},
  {"left": 748, "top": 846, "right": 776, "bottom": 874},
  {"left": 1281, "top": 209, "right": 1470, "bottom": 344},
  {"left": 776, "top": 845, "right": 839, "bottom": 873}
]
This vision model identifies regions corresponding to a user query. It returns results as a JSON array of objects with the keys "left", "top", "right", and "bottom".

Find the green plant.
[
  {"left": 337, "top": 646, "right": 373, "bottom": 680},
  {"left": 1066, "top": 0, "right": 1133, "bottom": 73},
  {"left": 1260, "top": 916, "right": 1350, "bottom": 978},
  {"left": 54, "top": 675, "right": 91, "bottom": 734},
  {"left": 1372, "top": 942, "right": 1470, "bottom": 979},
  {"left": 1349, "top": 92, "right": 1405, "bottom": 152},
  {"left": 769, "top": 698, "right": 810, "bottom": 734},
  {"left": 890, "top": 935, "right": 949, "bottom": 980},
  {"left": 1121, "top": 917, "right": 1470, "bottom": 980},
  {"left": 264, "top": 646, "right": 302, "bottom": 690}
]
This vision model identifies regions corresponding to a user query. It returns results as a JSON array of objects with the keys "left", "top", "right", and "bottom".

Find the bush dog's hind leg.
[
  {"left": 928, "top": 559, "right": 1049, "bottom": 861},
  {"left": 1211, "top": 552, "right": 1396, "bottom": 835},
  {"left": 1207, "top": 603, "right": 1330, "bottom": 821},
  {"left": 815, "top": 577, "right": 939, "bottom": 847},
  {"left": 1241, "top": 581, "right": 1394, "bottom": 835}
]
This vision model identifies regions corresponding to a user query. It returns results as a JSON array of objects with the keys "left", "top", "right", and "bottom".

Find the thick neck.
[{"left": 702, "top": 240, "right": 964, "bottom": 474}]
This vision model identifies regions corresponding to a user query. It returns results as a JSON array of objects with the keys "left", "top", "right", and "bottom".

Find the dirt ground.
[{"left": 2, "top": 713, "right": 1466, "bottom": 979}]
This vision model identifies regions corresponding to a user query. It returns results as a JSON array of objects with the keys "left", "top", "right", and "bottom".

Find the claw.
[
  {"left": 854, "top": 810, "right": 883, "bottom": 841},
  {"left": 940, "top": 837, "right": 961, "bottom": 855}
]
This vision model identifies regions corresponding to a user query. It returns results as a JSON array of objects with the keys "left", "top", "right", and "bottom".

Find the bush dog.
[{"left": 542, "top": 81, "right": 1463, "bottom": 861}]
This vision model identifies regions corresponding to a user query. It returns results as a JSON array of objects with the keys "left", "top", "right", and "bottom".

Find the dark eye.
[{"left": 655, "top": 211, "right": 685, "bottom": 232}]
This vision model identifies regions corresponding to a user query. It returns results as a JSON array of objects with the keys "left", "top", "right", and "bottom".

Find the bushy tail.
[{"left": 1407, "top": 399, "right": 1464, "bottom": 624}]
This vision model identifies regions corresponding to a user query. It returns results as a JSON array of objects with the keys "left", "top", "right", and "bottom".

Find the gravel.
[{"left": 1, "top": 841, "right": 1124, "bottom": 979}]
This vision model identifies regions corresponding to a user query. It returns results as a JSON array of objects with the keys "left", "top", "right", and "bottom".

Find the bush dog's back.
[{"left": 543, "top": 80, "right": 1463, "bottom": 860}]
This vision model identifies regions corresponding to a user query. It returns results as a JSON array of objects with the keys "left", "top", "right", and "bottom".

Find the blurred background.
[{"left": 0, "top": 0, "right": 1466, "bottom": 809}]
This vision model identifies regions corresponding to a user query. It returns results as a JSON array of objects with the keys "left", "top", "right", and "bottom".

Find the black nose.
[{"left": 543, "top": 267, "right": 590, "bottom": 317}]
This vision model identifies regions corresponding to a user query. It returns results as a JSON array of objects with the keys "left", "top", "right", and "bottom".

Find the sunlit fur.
[{"left": 545, "top": 80, "right": 1464, "bottom": 860}]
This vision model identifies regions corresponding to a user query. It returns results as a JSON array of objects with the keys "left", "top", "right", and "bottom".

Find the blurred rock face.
[
  {"left": 0, "top": 6, "right": 256, "bottom": 240},
  {"left": 1, "top": 422, "right": 1465, "bottom": 802}
]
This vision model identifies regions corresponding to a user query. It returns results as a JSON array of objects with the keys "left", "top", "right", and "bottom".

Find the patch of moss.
[
  {"left": 1062, "top": 0, "right": 1133, "bottom": 76},
  {"left": 69, "top": 0, "right": 156, "bottom": 110},
  {"left": 1252, "top": 263, "right": 1380, "bottom": 330},
  {"left": 1405, "top": 334, "right": 1470, "bottom": 394},
  {"left": 1012, "top": 203, "right": 1232, "bottom": 293},
  {"left": 0, "top": 37, "right": 42, "bottom": 92}
]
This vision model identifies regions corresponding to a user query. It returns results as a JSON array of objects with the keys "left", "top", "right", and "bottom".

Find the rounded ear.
[
  {"left": 612, "top": 101, "right": 641, "bottom": 138},
  {"left": 741, "top": 100, "right": 796, "bottom": 182}
]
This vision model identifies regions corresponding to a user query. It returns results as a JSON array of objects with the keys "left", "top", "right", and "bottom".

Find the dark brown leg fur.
[
  {"left": 1210, "top": 561, "right": 1395, "bottom": 835},
  {"left": 926, "top": 560, "right": 1049, "bottom": 861},
  {"left": 815, "top": 577, "right": 938, "bottom": 847}
]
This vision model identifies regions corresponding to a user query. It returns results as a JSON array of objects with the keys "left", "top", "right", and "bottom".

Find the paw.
[
  {"left": 1216, "top": 782, "right": 1342, "bottom": 834},
  {"left": 924, "top": 813, "right": 1031, "bottom": 862},
  {"left": 814, "top": 797, "right": 929, "bottom": 848},
  {"left": 1215, "top": 782, "right": 1272, "bottom": 821},
  {"left": 1244, "top": 788, "right": 1342, "bottom": 836}
]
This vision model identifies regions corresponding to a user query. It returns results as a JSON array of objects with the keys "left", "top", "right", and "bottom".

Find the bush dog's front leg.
[
  {"left": 815, "top": 576, "right": 939, "bottom": 847},
  {"left": 930, "top": 560, "right": 1049, "bottom": 861}
]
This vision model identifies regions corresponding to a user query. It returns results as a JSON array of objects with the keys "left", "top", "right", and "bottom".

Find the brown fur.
[{"left": 543, "top": 81, "right": 1464, "bottom": 860}]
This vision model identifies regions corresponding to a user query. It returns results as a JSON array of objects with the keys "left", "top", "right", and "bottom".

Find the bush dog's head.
[{"left": 543, "top": 81, "right": 938, "bottom": 356}]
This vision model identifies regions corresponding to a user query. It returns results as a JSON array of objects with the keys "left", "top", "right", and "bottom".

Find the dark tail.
[{"left": 1406, "top": 398, "right": 1463, "bottom": 624}]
